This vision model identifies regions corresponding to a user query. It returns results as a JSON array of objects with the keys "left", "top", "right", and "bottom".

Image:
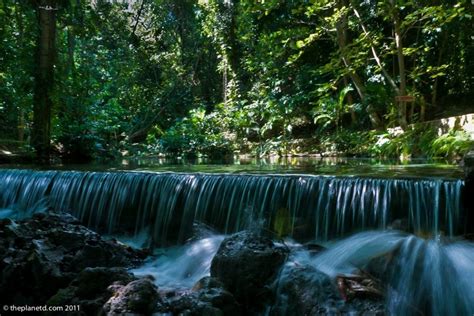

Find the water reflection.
[
  {"left": 0, "top": 156, "right": 463, "bottom": 179},
  {"left": 101, "top": 156, "right": 464, "bottom": 179}
]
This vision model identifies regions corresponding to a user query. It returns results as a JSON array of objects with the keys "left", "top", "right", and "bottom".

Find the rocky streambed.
[
  {"left": 0, "top": 211, "right": 387, "bottom": 315},
  {"left": 0, "top": 212, "right": 147, "bottom": 314}
]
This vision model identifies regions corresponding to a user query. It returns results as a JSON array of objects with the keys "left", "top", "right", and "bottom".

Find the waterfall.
[
  {"left": 0, "top": 169, "right": 465, "bottom": 245},
  {"left": 131, "top": 235, "right": 225, "bottom": 290},
  {"left": 301, "top": 231, "right": 474, "bottom": 316}
]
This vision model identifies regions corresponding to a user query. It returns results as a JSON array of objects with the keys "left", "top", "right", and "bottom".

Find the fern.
[{"left": 431, "top": 130, "right": 474, "bottom": 159}]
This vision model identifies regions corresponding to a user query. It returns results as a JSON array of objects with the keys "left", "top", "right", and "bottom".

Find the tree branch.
[
  {"left": 131, "top": 0, "right": 145, "bottom": 38},
  {"left": 352, "top": 6, "right": 400, "bottom": 95}
]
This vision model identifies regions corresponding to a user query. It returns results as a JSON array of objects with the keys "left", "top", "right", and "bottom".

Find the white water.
[
  {"left": 125, "top": 230, "right": 474, "bottom": 315},
  {"left": 0, "top": 197, "right": 50, "bottom": 220},
  {"left": 130, "top": 235, "right": 225, "bottom": 290},
  {"left": 309, "top": 231, "right": 474, "bottom": 316},
  {"left": 0, "top": 209, "right": 15, "bottom": 219},
  {"left": 312, "top": 230, "right": 406, "bottom": 277}
]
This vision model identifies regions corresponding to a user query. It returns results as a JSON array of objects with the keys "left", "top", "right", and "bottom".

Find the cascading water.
[
  {"left": 386, "top": 236, "right": 474, "bottom": 315},
  {"left": 1, "top": 168, "right": 472, "bottom": 314},
  {"left": 130, "top": 235, "right": 225, "bottom": 290},
  {"left": 0, "top": 169, "right": 466, "bottom": 245},
  {"left": 280, "top": 231, "right": 474, "bottom": 315}
]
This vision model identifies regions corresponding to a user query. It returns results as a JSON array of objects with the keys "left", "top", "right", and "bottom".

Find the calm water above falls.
[
  {"left": 0, "top": 156, "right": 464, "bottom": 179},
  {"left": 127, "top": 156, "right": 465, "bottom": 179}
]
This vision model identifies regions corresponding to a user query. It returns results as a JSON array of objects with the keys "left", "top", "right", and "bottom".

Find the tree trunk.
[
  {"left": 432, "top": 31, "right": 448, "bottom": 109},
  {"left": 66, "top": 25, "right": 75, "bottom": 76},
  {"left": 391, "top": 0, "right": 408, "bottom": 129},
  {"left": 131, "top": 0, "right": 145, "bottom": 38},
  {"left": 227, "top": 0, "right": 240, "bottom": 78},
  {"left": 223, "top": 0, "right": 240, "bottom": 106},
  {"left": 352, "top": 3, "right": 406, "bottom": 129},
  {"left": 343, "top": 76, "right": 357, "bottom": 124},
  {"left": 337, "top": 0, "right": 382, "bottom": 128},
  {"left": 15, "top": 8, "right": 26, "bottom": 142},
  {"left": 32, "top": 0, "right": 57, "bottom": 162},
  {"left": 352, "top": 5, "right": 400, "bottom": 95},
  {"left": 18, "top": 110, "right": 25, "bottom": 142},
  {"left": 420, "top": 97, "right": 426, "bottom": 122}
]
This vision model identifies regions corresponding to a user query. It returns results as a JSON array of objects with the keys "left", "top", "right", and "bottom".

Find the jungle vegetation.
[{"left": 0, "top": 0, "right": 473, "bottom": 162}]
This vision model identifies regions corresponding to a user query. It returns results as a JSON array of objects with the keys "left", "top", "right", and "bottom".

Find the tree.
[
  {"left": 32, "top": 0, "right": 57, "bottom": 161},
  {"left": 0, "top": 0, "right": 472, "bottom": 159}
]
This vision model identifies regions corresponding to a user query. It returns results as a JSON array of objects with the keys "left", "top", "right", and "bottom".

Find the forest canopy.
[{"left": 0, "top": 0, "right": 473, "bottom": 162}]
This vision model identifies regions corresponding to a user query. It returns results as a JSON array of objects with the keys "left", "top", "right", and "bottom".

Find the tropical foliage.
[{"left": 0, "top": 0, "right": 472, "bottom": 161}]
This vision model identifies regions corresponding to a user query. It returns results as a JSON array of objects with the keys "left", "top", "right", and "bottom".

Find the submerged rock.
[
  {"left": 210, "top": 231, "right": 289, "bottom": 311},
  {"left": 389, "top": 218, "right": 409, "bottom": 232},
  {"left": 0, "top": 212, "right": 145, "bottom": 306},
  {"left": 189, "top": 221, "right": 219, "bottom": 241},
  {"left": 303, "top": 242, "right": 326, "bottom": 254}
]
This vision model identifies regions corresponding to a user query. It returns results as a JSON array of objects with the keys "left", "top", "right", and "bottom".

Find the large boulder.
[
  {"left": 103, "top": 277, "right": 160, "bottom": 315},
  {"left": 0, "top": 212, "right": 145, "bottom": 305},
  {"left": 210, "top": 231, "right": 289, "bottom": 311}
]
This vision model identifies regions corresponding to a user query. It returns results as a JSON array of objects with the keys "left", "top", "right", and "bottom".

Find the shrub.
[
  {"left": 159, "top": 107, "right": 235, "bottom": 158},
  {"left": 430, "top": 130, "right": 473, "bottom": 159}
]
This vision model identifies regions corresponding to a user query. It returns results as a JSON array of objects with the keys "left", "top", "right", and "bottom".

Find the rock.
[
  {"left": 364, "top": 248, "right": 399, "bottom": 283},
  {"left": 0, "top": 212, "right": 145, "bottom": 305},
  {"left": 73, "top": 267, "right": 135, "bottom": 299},
  {"left": 166, "top": 295, "right": 223, "bottom": 316},
  {"left": 48, "top": 267, "right": 134, "bottom": 316},
  {"left": 103, "top": 277, "right": 160, "bottom": 315},
  {"left": 463, "top": 148, "right": 474, "bottom": 177},
  {"left": 463, "top": 149, "right": 474, "bottom": 235},
  {"left": 390, "top": 218, "right": 409, "bottom": 232},
  {"left": 303, "top": 242, "right": 326, "bottom": 254},
  {"left": 336, "top": 274, "right": 384, "bottom": 301},
  {"left": 271, "top": 264, "right": 337, "bottom": 316},
  {"left": 191, "top": 277, "right": 240, "bottom": 315},
  {"left": 192, "top": 276, "right": 225, "bottom": 291},
  {"left": 270, "top": 263, "right": 385, "bottom": 316},
  {"left": 210, "top": 231, "right": 289, "bottom": 311},
  {"left": 188, "top": 221, "right": 218, "bottom": 241},
  {"left": 162, "top": 277, "right": 240, "bottom": 316}
]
